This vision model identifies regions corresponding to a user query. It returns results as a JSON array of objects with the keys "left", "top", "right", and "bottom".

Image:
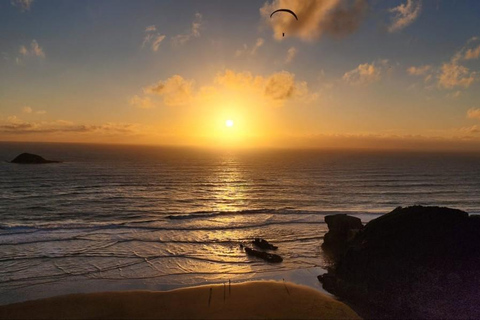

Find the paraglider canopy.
[
  {"left": 270, "top": 9, "right": 298, "bottom": 37},
  {"left": 269, "top": 9, "right": 298, "bottom": 20}
]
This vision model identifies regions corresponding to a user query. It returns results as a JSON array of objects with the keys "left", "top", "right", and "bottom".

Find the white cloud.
[
  {"left": 260, "top": 0, "right": 367, "bottom": 41},
  {"left": 172, "top": 13, "right": 203, "bottom": 46},
  {"left": 11, "top": 0, "right": 34, "bottom": 12},
  {"left": 235, "top": 38, "right": 265, "bottom": 57},
  {"left": 388, "top": 0, "right": 422, "bottom": 33},
  {"left": 285, "top": 46, "right": 297, "bottom": 64},
  {"left": 343, "top": 60, "right": 389, "bottom": 85}
]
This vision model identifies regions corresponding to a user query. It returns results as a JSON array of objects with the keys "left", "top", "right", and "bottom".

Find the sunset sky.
[{"left": 1, "top": 0, "right": 480, "bottom": 150}]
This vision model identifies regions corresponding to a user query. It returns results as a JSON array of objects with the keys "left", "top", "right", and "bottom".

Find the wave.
[{"left": 165, "top": 207, "right": 375, "bottom": 220}]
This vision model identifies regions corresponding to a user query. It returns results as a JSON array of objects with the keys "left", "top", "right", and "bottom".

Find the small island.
[{"left": 10, "top": 153, "right": 61, "bottom": 164}]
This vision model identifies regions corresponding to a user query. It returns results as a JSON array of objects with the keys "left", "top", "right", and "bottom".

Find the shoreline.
[{"left": 0, "top": 280, "right": 360, "bottom": 319}]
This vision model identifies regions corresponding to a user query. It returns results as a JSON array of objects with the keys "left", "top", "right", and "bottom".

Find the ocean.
[{"left": 1, "top": 142, "right": 480, "bottom": 305}]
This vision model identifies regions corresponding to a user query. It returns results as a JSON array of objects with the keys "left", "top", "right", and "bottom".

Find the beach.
[{"left": 0, "top": 281, "right": 360, "bottom": 319}]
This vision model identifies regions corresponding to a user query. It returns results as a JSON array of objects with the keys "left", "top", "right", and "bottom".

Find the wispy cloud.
[
  {"left": 129, "top": 95, "right": 155, "bottom": 109},
  {"left": 172, "top": 13, "right": 203, "bottom": 46},
  {"left": 19, "top": 40, "right": 45, "bottom": 58},
  {"left": 388, "top": 0, "right": 422, "bottom": 33},
  {"left": 235, "top": 38, "right": 265, "bottom": 57},
  {"left": 343, "top": 60, "right": 389, "bottom": 85},
  {"left": 260, "top": 0, "right": 367, "bottom": 41},
  {"left": 16, "top": 40, "right": 45, "bottom": 65},
  {"left": 467, "top": 108, "right": 480, "bottom": 121},
  {"left": 11, "top": 0, "right": 34, "bottom": 12},
  {"left": 142, "top": 25, "right": 166, "bottom": 52},
  {"left": 407, "top": 65, "right": 431, "bottom": 76},
  {"left": 0, "top": 116, "right": 143, "bottom": 136},
  {"left": 284, "top": 47, "right": 297, "bottom": 64}
]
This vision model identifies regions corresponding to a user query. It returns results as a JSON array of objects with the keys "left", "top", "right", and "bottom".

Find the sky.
[{"left": 1, "top": 0, "right": 480, "bottom": 150}]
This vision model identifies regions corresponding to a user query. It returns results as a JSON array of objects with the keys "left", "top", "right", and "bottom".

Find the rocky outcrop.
[
  {"left": 10, "top": 153, "right": 60, "bottom": 164},
  {"left": 252, "top": 238, "right": 278, "bottom": 250},
  {"left": 319, "top": 206, "right": 480, "bottom": 319},
  {"left": 322, "top": 214, "right": 363, "bottom": 259},
  {"left": 244, "top": 247, "right": 283, "bottom": 263}
]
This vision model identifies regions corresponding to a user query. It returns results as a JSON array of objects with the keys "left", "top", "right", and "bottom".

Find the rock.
[
  {"left": 252, "top": 238, "right": 278, "bottom": 250},
  {"left": 10, "top": 153, "right": 60, "bottom": 164},
  {"left": 322, "top": 214, "right": 363, "bottom": 259},
  {"left": 318, "top": 206, "right": 480, "bottom": 319},
  {"left": 244, "top": 247, "right": 283, "bottom": 263}
]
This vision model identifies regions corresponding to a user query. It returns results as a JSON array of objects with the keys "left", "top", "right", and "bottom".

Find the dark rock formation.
[
  {"left": 318, "top": 206, "right": 480, "bottom": 319},
  {"left": 244, "top": 247, "right": 283, "bottom": 263},
  {"left": 322, "top": 214, "right": 363, "bottom": 259},
  {"left": 252, "top": 238, "right": 278, "bottom": 250},
  {"left": 10, "top": 153, "right": 60, "bottom": 164}
]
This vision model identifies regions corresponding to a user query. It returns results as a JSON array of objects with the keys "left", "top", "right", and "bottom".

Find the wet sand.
[{"left": 0, "top": 280, "right": 360, "bottom": 319}]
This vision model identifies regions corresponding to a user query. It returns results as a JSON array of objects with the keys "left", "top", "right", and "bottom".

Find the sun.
[{"left": 225, "top": 119, "right": 234, "bottom": 127}]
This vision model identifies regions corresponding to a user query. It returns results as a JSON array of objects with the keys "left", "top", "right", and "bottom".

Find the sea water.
[{"left": 1, "top": 142, "right": 480, "bottom": 304}]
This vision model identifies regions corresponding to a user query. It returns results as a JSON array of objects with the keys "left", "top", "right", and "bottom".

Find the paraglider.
[{"left": 270, "top": 9, "right": 298, "bottom": 37}]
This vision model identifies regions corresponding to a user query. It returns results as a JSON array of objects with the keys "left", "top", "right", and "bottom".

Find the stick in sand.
[
  {"left": 208, "top": 287, "right": 212, "bottom": 307},
  {"left": 283, "top": 278, "right": 290, "bottom": 295},
  {"left": 229, "top": 279, "right": 231, "bottom": 295},
  {"left": 223, "top": 282, "right": 226, "bottom": 303}
]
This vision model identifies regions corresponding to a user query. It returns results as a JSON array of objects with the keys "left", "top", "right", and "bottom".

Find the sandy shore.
[{"left": 0, "top": 280, "right": 360, "bottom": 319}]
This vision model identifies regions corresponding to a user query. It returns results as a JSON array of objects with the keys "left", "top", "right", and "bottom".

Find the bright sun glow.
[{"left": 225, "top": 119, "right": 234, "bottom": 127}]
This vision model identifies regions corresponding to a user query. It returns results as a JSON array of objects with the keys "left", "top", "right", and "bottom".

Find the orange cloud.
[{"left": 260, "top": 0, "right": 367, "bottom": 41}]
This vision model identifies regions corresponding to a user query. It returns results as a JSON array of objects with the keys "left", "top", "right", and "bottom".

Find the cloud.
[
  {"left": 172, "top": 13, "right": 203, "bottom": 46},
  {"left": 11, "top": 0, "right": 33, "bottom": 12},
  {"left": 21, "top": 106, "right": 46, "bottom": 114},
  {"left": 407, "top": 65, "right": 431, "bottom": 76},
  {"left": 285, "top": 46, "right": 297, "bottom": 64},
  {"left": 16, "top": 40, "right": 45, "bottom": 64},
  {"left": 22, "top": 106, "right": 32, "bottom": 114},
  {"left": 134, "top": 69, "right": 316, "bottom": 109},
  {"left": 436, "top": 38, "right": 479, "bottom": 89},
  {"left": 235, "top": 38, "right": 265, "bottom": 57},
  {"left": 145, "top": 25, "right": 156, "bottom": 32},
  {"left": 467, "top": 108, "right": 480, "bottom": 121},
  {"left": 465, "top": 45, "right": 480, "bottom": 60},
  {"left": 214, "top": 69, "right": 316, "bottom": 104},
  {"left": 438, "top": 61, "right": 476, "bottom": 89},
  {"left": 0, "top": 116, "right": 143, "bottom": 136},
  {"left": 260, "top": 0, "right": 367, "bottom": 41},
  {"left": 143, "top": 75, "right": 194, "bottom": 106},
  {"left": 446, "top": 91, "right": 461, "bottom": 99},
  {"left": 142, "top": 25, "right": 166, "bottom": 52},
  {"left": 151, "top": 35, "right": 166, "bottom": 52},
  {"left": 18, "top": 40, "right": 45, "bottom": 58},
  {"left": 129, "top": 95, "right": 155, "bottom": 109},
  {"left": 388, "top": 0, "right": 422, "bottom": 33},
  {"left": 343, "top": 60, "right": 389, "bottom": 85},
  {"left": 460, "top": 125, "right": 480, "bottom": 134}
]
